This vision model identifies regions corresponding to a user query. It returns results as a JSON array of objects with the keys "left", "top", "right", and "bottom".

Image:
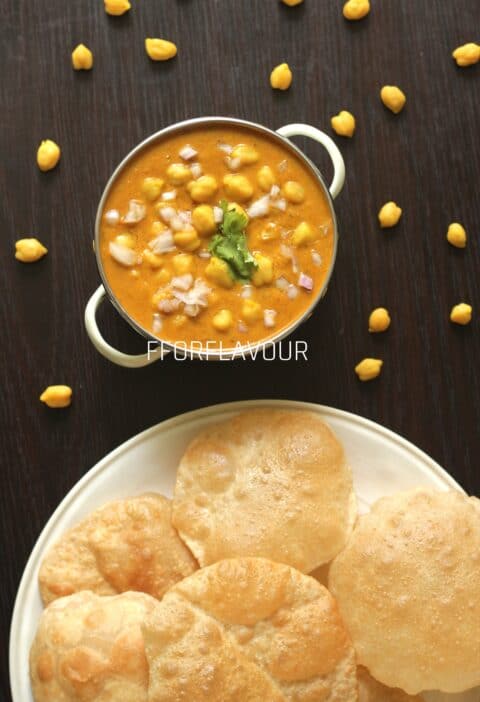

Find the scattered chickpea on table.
[
  {"left": 331, "top": 110, "right": 356, "bottom": 137},
  {"left": 104, "top": 0, "right": 130, "bottom": 16},
  {"left": 281, "top": 0, "right": 304, "bottom": 6},
  {"left": 71, "top": 44, "right": 93, "bottom": 70},
  {"left": 452, "top": 43, "right": 480, "bottom": 67},
  {"left": 380, "top": 85, "right": 406, "bottom": 114},
  {"left": 15, "top": 238, "right": 48, "bottom": 263},
  {"left": 447, "top": 222, "right": 467, "bottom": 249},
  {"left": 343, "top": 0, "right": 370, "bottom": 21},
  {"left": 40, "top": 386, "right": 73, "bottom": 409},
  {"left": 145, "top": 39, "right": 178, "bottom": 62},
  {"left": 369, "top": 308, "right": 391, "bottom": 333},
  {"left": 378, "top": 201, "right": 402, "bottom": 228},
  {"left": 450, "top": 303, "right": 472, "bottom": 326},
  {"left": 37, "top": 140, "right": 61, "bottom": 172},
  {"left": 270, "top": 63, "right": 293, "bottom": 90},
  {"left": 355, "top": 358, "right": 383, "bottom": 382}
]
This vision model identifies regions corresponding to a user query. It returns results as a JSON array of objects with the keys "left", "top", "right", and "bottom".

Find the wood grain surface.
[{"left": 1, "top": 1, "right": 479, "bottom": 696}]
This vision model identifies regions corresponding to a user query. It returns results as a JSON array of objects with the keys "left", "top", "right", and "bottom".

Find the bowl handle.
[
  {"left": 276, "top": 123, "right": 345, "bottom": 199},
  {"left": 84, "top": 285, "right": 165, "bottom": 367}
]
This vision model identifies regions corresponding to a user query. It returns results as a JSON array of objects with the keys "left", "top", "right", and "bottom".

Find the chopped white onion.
[
  {"left": 148, "top": 230, "right": 175, "bottom": 254},
  {"left": 270, "top": 184, "right": 281, "bottom": 198},
  {"left": 271, "top": 198, "right": 287, "bottom": 212},
  {"left": 109, "top": 241, "right": 139, "bottom": 267},
  {"left": 218, "top": 142, "right": 233, "bottom": 154},
  {"left": 287, "top": 284, "right": 299, "bottom": 300},
  {"left": 213, "top": 206, "right": 223, "bottom": 223},
  {"left": 278, "top": 159, "right": 288, "bottom": 173},
  {"left": 311, "top": 251, "right": 322, "bottom": 266},
  {"left": 152, "top": 313, "right": 163, "bottom": 334},
  {"left": 159, "top": 206, "right": 176, "bottom": 223},
  {"left": 238, "top": 321, "right": 248, "bottom": 333},
  {"left": 123, "top": 199, "right": 146, "bottom": 225},
  {"left": 170, "top": 215, "right": 193, "bottom": 232},
  {"left": 225, "top": 156, "right": 241, "bottom": 171},
  {"left": 104, "top": 209, "right": 120, "bottom": 226},
  {"left": 179, "top": 144, "right": 198, "bottom": 161},
  {"left": 280, "top": 244, "right": 299, "bottom": 274},
  {"left": 171, "top": 274, "right": 193, "bottom": 291},
  {"left": 198, "top": 250, "right": 211, "bottom": 259},
  {"left": 275, "top": 276, "right": 289, "bottom": 291},
  {"left": 172, "top": 278, "right": 210, "bottom": 308},
  {"left": 157, "top": 298, "right": 181, "bottom": 314},
  {"left": 178, "top": 210, "right": 192, "bottom": 224},
  {"left": 161, "top": 190, "right": 177, "bottom": 201},
  {"left": 264, "top": 309, "right": 277, "bottom": 328},
  {"left": 247, "top": 195, "right": 270, "bottom": 219},
  {"left": 190, "top": 162, "right": 203, "bottom": 179},
  {"left": 298, "top": 272, "right": 314, "bottom": 291},
  {"left": 184, "top": 304, "right": 200, "bottom": 317},
  {"left": 241, "top": 284, "right": 253, "bottom": 299}
]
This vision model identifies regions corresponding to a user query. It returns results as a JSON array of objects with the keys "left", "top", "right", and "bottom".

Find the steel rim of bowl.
[{"left": 94, "top": 116, "right": 339, "bottom": 359}]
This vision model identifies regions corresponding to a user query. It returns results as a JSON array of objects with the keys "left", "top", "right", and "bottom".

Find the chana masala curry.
[{"left": 99, "top": 125, "right": 335, "bottom": 349}]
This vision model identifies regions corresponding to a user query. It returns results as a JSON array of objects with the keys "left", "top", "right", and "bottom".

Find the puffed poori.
[
  {"left": 39, "top": 493, "right": 197, "bottom": 605},
  {"left": 143, "top": 557, "right": 358, "bottom": 701},
  {"left": 29, "top": 590, "right": 156, "bottom": 702},
  {"left": 172, "top": 409, "right": 356, "bottom": 572},
  {"left": 358, "top": 667, "right": 424, "bottom": 701},
  {"left": 329, "top": 488, "right": 480, "bottom": 694}
]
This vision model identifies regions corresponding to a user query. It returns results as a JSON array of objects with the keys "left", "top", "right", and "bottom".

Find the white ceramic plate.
[{"left": 10, "top": 400, "right": 478, "bottom": 702}]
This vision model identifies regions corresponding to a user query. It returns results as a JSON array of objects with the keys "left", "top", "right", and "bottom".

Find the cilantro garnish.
[{"left": 208, "top": 201, "right": 257, "bottom": 281}]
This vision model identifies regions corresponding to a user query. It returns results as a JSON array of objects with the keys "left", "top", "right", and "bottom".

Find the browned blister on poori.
[
  {"left": 38, "top": 493, "right": 197, "bottom": 605},
  {"left": 29, "top": 590, "right": 157, "bottom": 702},
  {"left": 172, "top": 409, "right": 356, "bottom": 572},
  {"left": 329, "top": 488, "right": 480, "bottom": 695},
  {"left": 143, "top": 557, "right": 358, "bottom": 701}
]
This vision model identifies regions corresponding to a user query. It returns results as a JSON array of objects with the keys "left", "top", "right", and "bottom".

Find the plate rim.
[{"left": 9, "top": 399, "right": 464, "bottom": 701}]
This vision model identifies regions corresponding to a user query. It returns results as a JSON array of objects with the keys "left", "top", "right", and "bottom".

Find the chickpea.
[
  {"left": 173, "top": 230, "right": 201, "bottom": 252},
  {"left": 331, "top": 110, "right": 356, "bottom": 137},
  {"left": 212, "top": 309, "right": 233, "bottom": 332},
  {"left": 343, "top": 0, "right": 370, "bottom": 20},
  {"left": 270, "top": 63, "right": 293, "bottom": 90},
  {"left": 143, "top": 249, "right": 164, "bottom": 268},
  {"left": 447, "top": 222, "right": 467, "bottom": 249},
  {"left": 450, "top": 303, "right": 472, "bottom": 325},
  {"left": 292, "top": 221, "right": 317, "bottom": 246},
  {"left": 378, "top": 201, "right": 402, "bottom": 228},
  {"left": 37, "top": 139, "right": 61, "bottom": 172},
  {"left": 452, "top": 43, "right": 480, "bottom": 67},
  {"left": 115, "top": 233, "right": 136, "bottom": 248},
  {"left": 205, "top": 256, "right": 234, "bottom": 288},
  {"left": 282, "top": 0, "right": 303, "bottom": 5},
  {"left": 40, "top": 385, "right": 72, "bottom": 408},
  {"left": 380, "top": 85, "right": 406, "bottom": 114},
  {"left": 173, "top": 253, "right": 194, "bottom": 275},
  {"left": 223, "top": 174, "right": 254, "bottom": 202},
  {"left": 167, "top": 163, "right": 191, "bottom": 186},
  {"left": 282, "top": 180, "right": 305, "bottom": 204},
  {"left": 368, "top": 307, "right": 391, "bottom": 333},
  {"left": 257, "top": 165, "right": 276, "bottom": 192},
  {"left": 156, "top": 268, "right": 171, "bottom": 285},
  {"left": 15, "top": 238, "right": 48, "bottom": 263},
  {"left": 242, "top": 298, "right": 262, "bottom": 323},
  {"left": 231, "top": 144, "right": 259, "bottom": 165},
  {"left": 187, "top": 175, "right": 219, "bottom": 203},
  {"left": 104, "top": 0, "right": 130, "bottom": 15},
  {"left": 355, "top": 358, "right": 383, "bottom": 382},
  {"left": 192, "top": 205, "right": 216, "bottom": 236},
  {"left": 141, "top": 177, "right": 164, "bottom": 201},
  {"left": 71, "top": 44, "right": 93, "bottom": 70},
  {"left": 150, "top": 220, "right": 167, "bottom": 236},
  {"left": 145, "top": 38, "right": 178, "bottom": 61},
  {"left": 252, "top": 254, "right": 273, "bottom": 286}
]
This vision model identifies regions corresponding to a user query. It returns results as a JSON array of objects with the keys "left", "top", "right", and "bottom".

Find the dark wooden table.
[{"left": 2, "top": 1, "right": 479, "bottom": 696}]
